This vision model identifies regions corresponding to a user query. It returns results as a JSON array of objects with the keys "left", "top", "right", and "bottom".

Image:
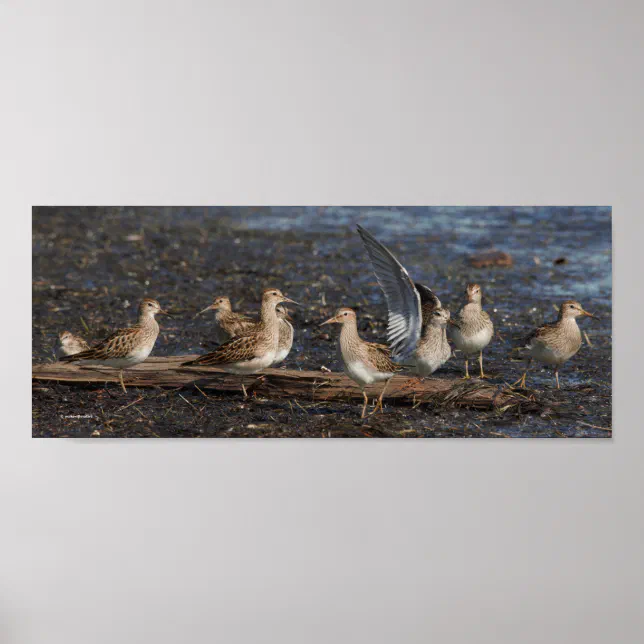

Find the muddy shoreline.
[{"left": 32, "top": 207, "right": 612, "bottom": 437}]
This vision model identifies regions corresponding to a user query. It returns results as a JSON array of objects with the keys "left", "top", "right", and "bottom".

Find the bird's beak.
[
  {"left": 159, "top": 309, "right": 173, "bottom": 318},
  {"left": 582, "top": 310, "right": 599, "bottom": 320},
  {"left": 195, "top": 305, "right": 213, "bottom": 317},
  {"left": 282, "top": 297, "right": 299, "bottom": 306},
  {"left": 321, "top": 316, "right": 338, "bottom": 326},
  {"left": 447, "top": 318, "right": 457, "bottom": 326},
  {"left": 285, "top": 312, "right": 294, "bottom": 322}
]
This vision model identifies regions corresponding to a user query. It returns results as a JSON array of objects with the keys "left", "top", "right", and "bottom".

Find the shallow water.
[{"left": 32, "top": 207, "right": 612, "bottom": 438}]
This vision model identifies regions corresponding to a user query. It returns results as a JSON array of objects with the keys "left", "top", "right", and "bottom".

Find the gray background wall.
[{"left": 2, "top": 1, "right": 641, "bottom": 642}]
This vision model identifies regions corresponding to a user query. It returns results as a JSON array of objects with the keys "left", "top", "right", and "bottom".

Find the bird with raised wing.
[{"left": 356, "top": 225, "right": 452, "bottom": 376}]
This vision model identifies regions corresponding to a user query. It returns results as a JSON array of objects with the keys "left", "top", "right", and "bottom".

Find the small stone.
[{"left": 469, "top": 250, "right": 513, "bottom": 268}]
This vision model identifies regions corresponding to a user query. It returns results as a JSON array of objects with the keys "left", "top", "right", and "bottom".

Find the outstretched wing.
[
  {"left": 59, "top": 327, "right": 141, "bottom": 361},
  {"left": 415, "top": 282, "right": 441, "bottom": 310},
  {"left": 415, "top": 282, "right": 442, "bottom": 331},
  {"left": 182, "top": 335, "right": 259, "bottom": 367},
  {"left": 357, "top": 225, "right": 421, "bottom": 361}
]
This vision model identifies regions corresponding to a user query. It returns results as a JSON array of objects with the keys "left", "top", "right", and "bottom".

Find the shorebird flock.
[{"left": 56, "top": 226, "right": 598, "bottom": 416}]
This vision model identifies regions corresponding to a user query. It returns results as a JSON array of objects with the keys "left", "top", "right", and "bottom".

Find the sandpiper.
[
  {"left": 55, "top": 331, "right": 90, "bottom": 360},
  {"left": 515, "top": 300, "right": 598, "bottom": 389},
  {"left": 198, "top": 296, "right": 294, "bottom": 365},
  {"left": 412, "top": 305, "right": 452, "bottom": 377},
  {"left": 183, "top": 288, "right": 298, "bottom": 396},
  {"left": 59, "top": 298, "right": 170, "bottom": 393},
  {"left": 356, "top": 225, "right": 452, "bottom": 375},
  {"left": 321, "top": 307, "right": 401, "bottom": 418},
  {"left": 449, "top": 283, "right": 494, "bottom": 378},
  {"left": 196, "top": 296, "right": 255, "bottom": 344}
]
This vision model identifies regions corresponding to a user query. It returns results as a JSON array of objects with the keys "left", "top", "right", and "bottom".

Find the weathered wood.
[{"left": 32, "top": 355, "right": 539, "bottom": 411}]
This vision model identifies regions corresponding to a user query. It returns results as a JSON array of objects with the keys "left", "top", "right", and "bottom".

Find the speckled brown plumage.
[
  {"left": 201, "top": 297, "right": 294, "bottom": 364},
  {"left": 184, "top": 331, "right": 274, "bottom": 367},
  {"left": 449, "top": 283, "right": 494, "bottom": 378},
  {"left": 58, "top": 298, "right": 169, "bottom": 393},
  {"left": 55, "top": 331, "right": 90, "bottom": 359},
  {"left": 273, "top": 307, "right": 294, "bottom": 364},
  {"left": 413, "top": 308, "right": 452, "bottom": 376},
  {"left": 219, "top": 312, "right": 256, "bottom": 339},
  {"left": 183, "top": 289, "right": 298, "bottom": 385},
  {"left": 362, "top": 342, "right": 400, "bottom": 374},
  {"left": 321, "top": 307, "right": 401, "bottom": 417},
  {"left": 516, "top": 299, "right": 598, "bottom": 389},
  {"left": 197, "top": 296, "right": 255, "bottom": 344},
  {"left": 59, "top": 299, "right": 164, "bottom": 365},
  {"left": 64, "top": 326, "right": 151, "bottom": 361}
]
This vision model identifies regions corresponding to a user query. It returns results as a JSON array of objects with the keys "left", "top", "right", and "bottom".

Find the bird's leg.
[
  {"left": 360, "top": 390, "right": 368, "bottom": 419},
  {"left": 248, "top": 375, "right": 266, "bottom": 397},
  {"left": 512, "top": 359, "right": 531, "bottom": 388},
  {"left": 478, "top": 351, "right": 488, "bottom": 379},
  {"left": 119, "top": 369, "right": 127, "bottom": 394},
  {"left": 555, "top": 367, "right": 560, "bottom": 389},
  {"left": 462, "top": 358, "right": 471, "bottom": 379},
  {"left": 369, "top": 379, "right": 391, "bottom": 416},
  {"left": 241, "top": 382, "right": 248, "bottom": 398}
]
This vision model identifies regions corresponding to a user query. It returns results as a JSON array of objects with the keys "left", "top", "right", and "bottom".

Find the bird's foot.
[
  {"left": 402, "top": 377, "right": 424, "bottom": 391},
  {"left": 511, "top": 375, "right": 527, "bottom": 389},
  {"left": 368, "top": 400, "right": 384, "bottom": 416}
]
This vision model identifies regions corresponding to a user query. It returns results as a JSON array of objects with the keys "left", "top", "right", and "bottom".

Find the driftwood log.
[{"left": 32, "top": 355, "right": 540, "bottom": 412}]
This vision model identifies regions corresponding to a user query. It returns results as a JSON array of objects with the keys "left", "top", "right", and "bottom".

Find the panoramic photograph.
[{"left": 32, "top": 206, "right": 612, "bottom": 438}]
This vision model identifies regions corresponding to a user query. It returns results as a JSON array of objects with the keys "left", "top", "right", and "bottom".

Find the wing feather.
[
  {"left": 182, "top": 335, "right": 259, "bottom": 367},
  {"left": 357, "top": 225, "right": 422, "bottom": 361},
  {"left": 59, "top": 327, "right": 141, "bottom": 361},
  {"left": 414, "top": 282, "right": 441, "bottom": 310},
  {"left": 524, "top": 323, "right": 556, "bottom": 348},
  {"left": 415, "top": 282, "right": 442, "bottom": 332},
  {"left": 365, "top": 342, "right": 403, "bottom": 373}
]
